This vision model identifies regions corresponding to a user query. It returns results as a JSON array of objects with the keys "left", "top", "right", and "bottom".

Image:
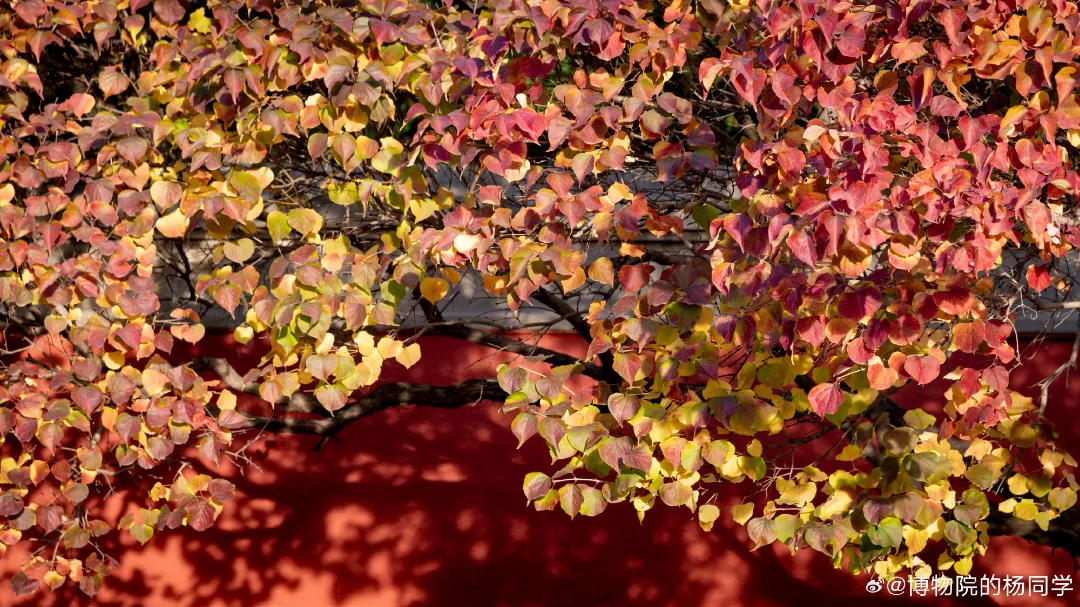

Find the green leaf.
[
  {"left": 866, "top": 517, "right": 902, "bottom": 548},
  {"left": 903, "top": 408, "right": 936, "bottom": 429},
  {"left": 129, "top": 524, "right": 154, "bottom": 545},
  {"left": 738, "top": 455, "right": 766, "bottom": 481},
  {"left": 228, "top": 170, "right": 263, "bottom": 202},
  {"left": 691, "top": 204, "right": 720, "bottom": 230}
]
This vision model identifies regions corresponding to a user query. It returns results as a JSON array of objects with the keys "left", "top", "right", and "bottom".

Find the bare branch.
[{"left": 1036, "top": 323, "right": 1080, "bottom": 414}]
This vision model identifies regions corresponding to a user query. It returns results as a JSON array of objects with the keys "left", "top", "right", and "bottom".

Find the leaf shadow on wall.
[{"left": 2, "top": 335, "right": 1076, "bottom": 607}]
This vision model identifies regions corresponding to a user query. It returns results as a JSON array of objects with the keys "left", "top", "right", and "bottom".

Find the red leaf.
[
  {"left": 904, "top": 356, "right": 941, "bottom": 385},
  {"left": 612, "top": 351, "right": 642, "bottom": 383},
  {"left": 863, "top": 498, "right": 895, "bottom": 525},
  {"left": 546, "top": 116, "right": 571, "bottom": 151},
  {"left": 213, "top": 284, "right": 242, "bottom": 318},
  {"left": 608, "top": 393, "right": 640, "bottom": 424},
  {"left": 808, "top": 383, "right": 844, "bottom": 417},
  {"left": 116, "top": 136, "right": 148, "bottom": 164},
  {"left": 797, "top": 316, "right": 827, "bottom": 348},
  {"left": 953, "top": 321, "right": 986, "bottom": 354},
  {"left": 315, "top": 384, "right": 348, "bottom": 413},
  {"left": 786, "top": 230, "right": 817, "bottom": 266},
  {"left": 867, "top": 363, "right": 898, "bottom": 390},
  {"left": 186, "top": 500, "right": 216, "bottom": 531},
  {"left": 10, "top": 572, "right": 39, "bottom": 597},
  {"left": 66, "top": 93, "right": 95, "bottom": 118},
  {"left": 623, "top": 318, "right": 657, "bottom": 351},
  {"left": 546, "top": 171, "right": 574, "bottom": 197},
  {"left": 511, "top": 412, "right": 538, "bottom": 447},
  {"left": 699, "top": 57, "right": 724, "bottom": 93},
  {"left": 836, "top": 288, "right": 882, "bottom": 322},
  {"left": 523, "top": 473, "right": 552, "bottom": 501},
  {"left": 933, "top": 288, "right": 972, "bottom": 317},
  {"left": 305, "top": 354, "right": 337, "bottom": 382},
  {"left": 1026, "top": 264, "right": 1051, "bottom": 292},
  {"left": 513, "top": 108, "right": 547, "bottom": 142},
  {"left": 618, "top": 264, "right": 653, "bottom": 293}
]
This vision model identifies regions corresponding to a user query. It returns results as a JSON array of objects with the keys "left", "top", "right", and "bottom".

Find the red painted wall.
[{"left": 2, "top": 334, "right": 1080, "bottom": 607}]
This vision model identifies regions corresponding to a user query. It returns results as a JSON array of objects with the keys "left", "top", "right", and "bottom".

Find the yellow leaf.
[
  {"left": 732, "top": 502, "right": 754, "bottom": 525},
  {"left": 150, "top": 181, "right": 182, "bottom": 209},
  {"left": 218, "top": 391, "right": 237, "bottom": 411},
  {"left": 223, "top": 238, "right": 255, "bottom": 264},
  {"left": 903, "top": 408, "right": 936, "bottom": 429},
  {"left": 903, "top": 526, "right": 928, "bottom": 556},
  {"left": 698, "top": 504, "right": 720, "bottom": 531},
  {"left": 103, "top": 351, "right": 125, "bottom": 370},
  {"left": 267, "top": 210, "right": 291, "bottom": 243},
  {"left": 1007, "top": 474, "right": 1029, "bottom": 496},
  {"left": 588, "top": 257, "right": 615, "bottom": 286},
  {"left": 141, "top": 368, "right": 169, "bottom": 397},
  {"left": 747, "top": 439, "right": 762, "bottom": 457},
  {"left": 287, "top": 208, "right": 323, "bottom": 238},
  {"left": 44, "top": 571, "right": 65, "bottom": 590},
  {"left": 155, "top": 209, "right": 189, "bottom": 238},
  {"left": 1013, "top": 500, "right": 1039, "bottom": 521},
  {"left": 420, "top": 277, "right": 449, "bottom": 303},
  {"left": 233, "top": 325, "right": 254, "bottom": 344},
  {"left": 441, "top": 268, "right": 462, "bottom": 285},
  {"left": 836, "top": 444, "right": 864, "bottom": 461},
  {"left": 101, "top": 406, "right": 117, "bottom": 431},
  {"left": 561, "top": 267, "right": 586, "bottom": 292},
  {"left": 1068, "top": 129, "right": 1080, "bottom": 147},
  {"left": 377, "top": 337, "right": 403, "bottom": 359},
  {"left": 354, "top": 332, "right": 375, "bottom": 356},
  {"left": 395, "top": 343, "right": 422, "bottom": 369}
]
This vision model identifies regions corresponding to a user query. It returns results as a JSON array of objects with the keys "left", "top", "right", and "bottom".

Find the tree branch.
[
  {"left": 239, "top": 378, "right": 506, "bottom": 436},
  {"left": 433, "top": 324, "right": 620, "bottom": 383},
  {"left": 532, "top": 286, "right": 594, "bottom": 343},
  {"left": 1037, "top": 324, "right": 1080, "bottom": 414},
  {"left": 193, "top": 357, "right": 321, "bottom": 414},
  {"left": 986, "top": 506, "right": 1080, "bottom": 557}
]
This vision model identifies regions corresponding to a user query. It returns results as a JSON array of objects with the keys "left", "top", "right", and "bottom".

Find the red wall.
[{"left": 2, "top": 334, "right": 1080, "bottom": 607}]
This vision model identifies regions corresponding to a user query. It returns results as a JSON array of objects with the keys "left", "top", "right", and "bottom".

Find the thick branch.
[
  {"left": 532, "top": 287, "right": 594, "bottom": 343},
  {"left": 193, "top": 357, "right": 321, "bottom": 414},
  {"left": 434, "top": 324, "right": 620, "bottom": 383},
  {"left": 240, "top": 378, "right": 506, "bottom": 435},
  {"left": 1030, "top": 300, "right": 1080, "bottom": 310},
  {"left": 987, "top": 506, "right": 1080, "bottom": 557}
]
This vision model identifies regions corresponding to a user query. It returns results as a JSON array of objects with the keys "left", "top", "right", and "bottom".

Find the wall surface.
[{"left": 1, "top": 334, "right": 1079, "bottom": 607}]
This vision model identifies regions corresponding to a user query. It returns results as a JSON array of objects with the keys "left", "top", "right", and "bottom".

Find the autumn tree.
[{"left": 1, "top": 0, "right": 1080, "bottom": 597}]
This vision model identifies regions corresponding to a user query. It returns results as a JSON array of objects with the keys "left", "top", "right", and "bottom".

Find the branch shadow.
[{"left": 0, "top": 335, "right": 1075, "bottom": 606}]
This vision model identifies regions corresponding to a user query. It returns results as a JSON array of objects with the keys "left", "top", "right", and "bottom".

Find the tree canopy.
[{"left": 0, "top": 0, "right": 1079, "bottom": 597}]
